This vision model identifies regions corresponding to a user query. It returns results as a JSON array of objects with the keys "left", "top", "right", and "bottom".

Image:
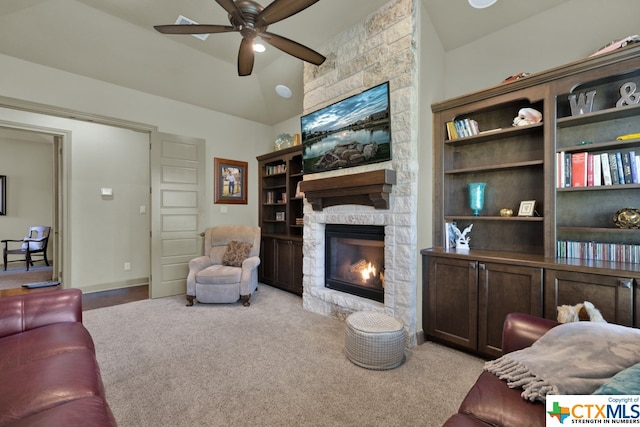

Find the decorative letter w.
[{"left": 568, "top": 90, "right": 596, "bottom": 115}]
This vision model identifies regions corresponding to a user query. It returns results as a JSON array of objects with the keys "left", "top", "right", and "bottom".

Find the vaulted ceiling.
[{"left": 0, "top": 0, "right": 570, "bottom": 125}]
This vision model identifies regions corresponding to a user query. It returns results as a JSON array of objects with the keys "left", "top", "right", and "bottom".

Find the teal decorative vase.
[{"left": 468, "top": 182, "right": 486, "bottom": 216}]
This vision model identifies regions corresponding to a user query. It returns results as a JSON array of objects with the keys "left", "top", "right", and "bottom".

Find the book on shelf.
[
  {"left": 615, "top": 152, "right": 625, "bottom": 184},
  {"left": 586, "top": 153, "right": 594, "bottom": 186},
  {"left": 608, "top": 153, "right": 620, "bottom": 185},
  {"left": 630, "top": 150, "right": 639, "bottom": 183},
  {"left": 444, "top": 221, "right": 457, "bottom": 250},
  {"left": 593, "top": 154, "right": 602, "bottom": 186},
  {"left": 557, "top": 152, "right": 564, "bottom": 188},
  {"left": 564, "top": 153, "right": 572, "bottom": 188},
  {"left": 571, "top": 152, "right": 588, "bottom": 187},
  {"left": 621, "top": 152, "right": 633, "bottom": 184},
  {"left": 601, "top": 153, "right": 613, "bottom": 185}
]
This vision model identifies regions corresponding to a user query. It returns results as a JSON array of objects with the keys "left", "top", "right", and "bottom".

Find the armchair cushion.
[
  {"left": 196, "top": 265, "right": 242, "bottom": 285},
  {"left": 222, "top": 241, "right": 252, "bottom": 267}
]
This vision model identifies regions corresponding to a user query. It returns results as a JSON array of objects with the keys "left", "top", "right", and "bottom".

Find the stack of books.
[
  {"left": 557, "top": 150, "right": 640, "bottom": 188},
  {"left": 265, "top": 164, "right": 286, "bottom": 175},
  {"left": 445, "top": 119, "right": 479, "bottom": 140},
  {"left": 557, "top": 240, "right": 640, "bottom": 264},
  {"left": 295, "top": 217, "right": 304, "bottom": 226}
]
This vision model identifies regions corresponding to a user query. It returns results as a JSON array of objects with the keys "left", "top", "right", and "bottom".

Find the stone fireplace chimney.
[{"left": 301, "top": 0, "right": 419, "bottom": 346}]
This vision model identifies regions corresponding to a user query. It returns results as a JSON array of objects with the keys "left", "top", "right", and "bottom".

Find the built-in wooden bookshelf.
[
  {"left": 256, "top": 145, "right": 303, "bottom": 295},
  {"left": 423, "top": 45, "right": 640, "bottom": 357}
]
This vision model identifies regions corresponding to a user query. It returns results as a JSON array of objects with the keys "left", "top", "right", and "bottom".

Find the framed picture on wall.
[
  {"left": 214, "top": 158, "right": 247, "bottom": 204},
  {"left": 0, "top": 175, "right": 5, "bottom": 215}
]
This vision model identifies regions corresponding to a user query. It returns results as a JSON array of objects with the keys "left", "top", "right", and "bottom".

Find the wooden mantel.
[{"left": 299, "top": 169, "right": 396, "bottom": 211}]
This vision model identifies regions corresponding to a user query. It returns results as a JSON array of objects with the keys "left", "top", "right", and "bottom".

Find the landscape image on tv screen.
[{"left": 301, "top": 82, "right": 391, "bottom": 174}]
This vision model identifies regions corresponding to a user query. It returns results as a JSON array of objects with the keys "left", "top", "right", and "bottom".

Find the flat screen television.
[{"left": 301, "top": 81, "right": 391, "bottom": 174}]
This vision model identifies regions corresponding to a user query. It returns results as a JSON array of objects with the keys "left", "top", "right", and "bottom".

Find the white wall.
[
  {"left": 0, "top": 53, "right": 273, "bottom": 291},
  {"left": 416, "top": 1, "right": 446, "bottom": 334},
  {"left": 442, "top": 0, "right": 640, "bottom": 100}
]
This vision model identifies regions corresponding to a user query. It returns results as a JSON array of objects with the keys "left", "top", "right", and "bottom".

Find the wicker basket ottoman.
[{"left": 344, "top": 311, "right": 406, "bottom": 370}]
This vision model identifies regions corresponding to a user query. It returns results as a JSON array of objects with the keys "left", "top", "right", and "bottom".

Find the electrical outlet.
[
  {"left": 124, "top": 262, "right": 131, "bottom": 271},
  {"left": 220, "top": 206, "right": 228, "bottom": 214}
]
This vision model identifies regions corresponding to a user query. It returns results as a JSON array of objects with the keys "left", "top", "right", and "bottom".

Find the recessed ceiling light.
[
  {"left": 468, "top": 0, "right": 497, "bottom": 8},
  {"left": 253, "top": 43, "right": 266, "bottom": 53},
  {"left": 275, "top": 85, "right": 292, "bottom": 99}
]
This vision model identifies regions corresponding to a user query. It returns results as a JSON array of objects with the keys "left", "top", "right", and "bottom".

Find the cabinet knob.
[
  {"left": 619, "top": 279, "right": 632, "bottom": 289},
  {"left": 469, "top": 262, "right": 476, "bottom": 269},
  {"left": 479, "top": 263, "right": 486, "bottom": 270}
]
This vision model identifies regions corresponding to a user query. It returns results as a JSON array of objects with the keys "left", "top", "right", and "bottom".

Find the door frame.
[
  {"left": 0, "top": 121, "right": 69, "bottom": 282},
  {"left": 0, "top": 96, "right": 158, "bottom": 292}
]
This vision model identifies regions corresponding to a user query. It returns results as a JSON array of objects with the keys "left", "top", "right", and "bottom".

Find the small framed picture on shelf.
[
  {"left": 275, "top": 212, "right": 285, "bottom": 221},
  {"left": 518, "top": 200, "right": 536, "bottom": 217}
]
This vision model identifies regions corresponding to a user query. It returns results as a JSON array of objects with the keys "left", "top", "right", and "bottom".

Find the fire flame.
[{"left": 361, "top": 262, "right": 376, "bottom": 281}]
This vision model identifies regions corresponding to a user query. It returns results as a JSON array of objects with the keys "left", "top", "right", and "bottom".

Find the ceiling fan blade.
[
  {"left": 215, "top": 0, "right": 246, "bottom": 25},
  {"left": 238, "top": 38, "right": 255, "bottom": 76},
  {"left": 260, "top": 31, "right": 326, "bottom": 66},
  {"left": 257, "top": 0, "right": 320, "bottom": 26},
  {"left": 154, "top": 24, "right": 236, "bottom": 35}
]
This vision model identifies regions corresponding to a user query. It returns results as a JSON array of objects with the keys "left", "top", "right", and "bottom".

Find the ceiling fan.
[{"left": 154, "top": 0, "right": 327, "bottom": 76}]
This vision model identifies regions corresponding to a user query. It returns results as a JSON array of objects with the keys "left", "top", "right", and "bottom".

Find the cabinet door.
[
  {"left": 275, "top": 239, "right": 294, "bottom": 291},
  {"left": 424, "top": 256, "right": 478, "bottom": 351},
  {"left": 544, "top": 270, "right": 634, "bottom": 326},
  {"left": 478, "top": 263, "right": 543, "bottom": 357},
  {"left": 259, "top": 237, "right": 276, "bottom": 285}
]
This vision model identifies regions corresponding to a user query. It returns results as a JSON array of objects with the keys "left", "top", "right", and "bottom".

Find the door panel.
[
  {"left": 425, "top": 256, "right": 478, "bottom": 351},
  {"left": 478, "top": 263, "right": 543, "bottom": 357},
  {"left": 151, "top": 133, "right": 205, "bottom": 298}
]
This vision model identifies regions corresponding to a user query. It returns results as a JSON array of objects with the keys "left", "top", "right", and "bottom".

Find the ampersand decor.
[{"left": 616, "top": 82, "right": 640, "bottom": 107}]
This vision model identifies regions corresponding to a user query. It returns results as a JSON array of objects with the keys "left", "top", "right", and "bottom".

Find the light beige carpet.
[{"left": 83, "top": 285, "right": 485, "bottom": 427}]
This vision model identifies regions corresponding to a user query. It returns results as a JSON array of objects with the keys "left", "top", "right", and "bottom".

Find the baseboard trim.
[{"left": 80, "top": 278, "right": 148, "bottom": 294}]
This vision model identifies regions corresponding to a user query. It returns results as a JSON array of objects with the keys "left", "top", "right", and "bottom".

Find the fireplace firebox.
[{"left": 325, "top": 224, "right": 385, "bottom": 302}]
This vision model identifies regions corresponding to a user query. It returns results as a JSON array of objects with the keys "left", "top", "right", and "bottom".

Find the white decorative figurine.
[
  {"left": 512, "top": 107, "right": 542, "bottom": 126},
  {"left": 452, "top": 224, "right": 473, "bottom": 252}
]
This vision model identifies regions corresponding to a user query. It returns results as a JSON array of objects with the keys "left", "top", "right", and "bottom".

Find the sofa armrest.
[
  {"left": 501, "top": 312, "right": 559, "bottom": 354},
  {"left": 0, "top": 288, "right": 83, "bottom": 339}
]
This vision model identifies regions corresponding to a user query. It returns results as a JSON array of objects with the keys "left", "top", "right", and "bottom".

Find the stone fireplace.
[{"left": 300, "top": 0, "right": 418, "bottom": 346}]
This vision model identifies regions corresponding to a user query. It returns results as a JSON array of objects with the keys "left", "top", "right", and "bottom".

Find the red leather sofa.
[
  {"left": 443, "top": 313, "right": 559, "bottom": 427},
  {"left": 0, "top": 288, "right": 117, "bottom": 426}
]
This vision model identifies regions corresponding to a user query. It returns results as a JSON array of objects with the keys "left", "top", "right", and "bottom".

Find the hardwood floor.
[
  {"left": 0, "top": 284, "right": 149, "bottom": 311},
  {"left": 82, "top": 285, "right": 149, "bottom": 311}
]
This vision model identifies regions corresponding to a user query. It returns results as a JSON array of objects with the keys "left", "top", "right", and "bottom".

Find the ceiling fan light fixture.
[
  {"left": 253, "top": 43, "right": 266, "bottom": 53},
  {"left": 275, "top": 84, "right": 292, "bottom": 99},
  {"left": 468, "top": 0, "right": 497, "bottom": 9}
]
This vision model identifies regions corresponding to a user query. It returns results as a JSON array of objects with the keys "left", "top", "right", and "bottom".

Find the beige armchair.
[{"left": 186, "top": 225, "right": 261, "bottom": 307}]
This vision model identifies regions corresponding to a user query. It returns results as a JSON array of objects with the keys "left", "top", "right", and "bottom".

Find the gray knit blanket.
[{"left": 484, "top": 321, "right": 640, "bottom": 402}]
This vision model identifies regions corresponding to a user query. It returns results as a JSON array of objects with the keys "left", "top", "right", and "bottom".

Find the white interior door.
[{"left": 150, "top": 132, "right": 205, "bottom": 298}]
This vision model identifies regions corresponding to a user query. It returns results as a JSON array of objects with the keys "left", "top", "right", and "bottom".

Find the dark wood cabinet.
[
  {"left": 424, "top": 255, "right": 478, "bottom": 351},
  {"left": 544, "top": 269, "right": 635, "bottom": 327},
  {"left": 478, "top": 262, "right": 543, "bottom": 357},
  {"left": 423, "top": 251, "right": 542, "bottom": 357},
  {"left": 257, "top": 146, "right": 303, "bottom": 295}
]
